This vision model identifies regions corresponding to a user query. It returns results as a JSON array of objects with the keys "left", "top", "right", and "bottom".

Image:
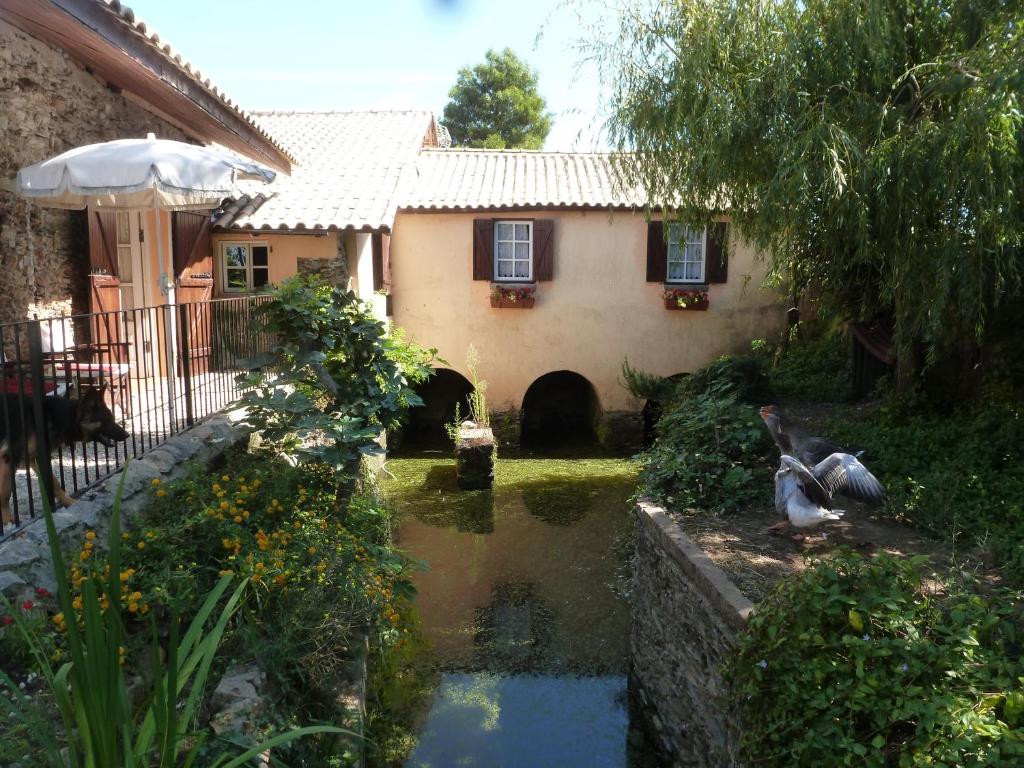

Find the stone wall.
[
  {"left": 0, "top": 410, "right": 248, "bottom": 603},
  {"left": 296, "top": 233, "right": 350, "bottom": 287},
  {"left": 0, "top": 18, "right": 188, "bottom": 327},
  {"left": 630, "top": 500, "right": 754, "bottom": 767}
]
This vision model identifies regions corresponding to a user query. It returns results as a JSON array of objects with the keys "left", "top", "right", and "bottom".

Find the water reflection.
[{"left": 378, "top": 454, "right": 645, "bottom": 767}]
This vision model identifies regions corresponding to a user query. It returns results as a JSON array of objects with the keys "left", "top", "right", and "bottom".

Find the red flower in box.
[
  {"left": 490, "top": 285, "right": 536, "bottom": 308},
  {"left": 663, "top": 288, "right": 710, "bottom": 311}
]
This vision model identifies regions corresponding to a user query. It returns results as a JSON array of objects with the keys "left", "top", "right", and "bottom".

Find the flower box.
[
  {"left": 663, "top": 288, "right": 709, "bottom": 311},
  {"left": 490, "top": 285, "right": 536, "bottom": 309}
]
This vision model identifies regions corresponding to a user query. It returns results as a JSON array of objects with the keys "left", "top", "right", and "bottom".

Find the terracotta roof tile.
[
  {"left": 401, "top": 149, "right": 647, "bottom": 211},
  {"left": 214, "top": 110, "right": 436, "bottom": 231}
]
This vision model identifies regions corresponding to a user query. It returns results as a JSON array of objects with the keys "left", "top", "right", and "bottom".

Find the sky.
[{"left": 131, "top": 0, "right": 614, "bottom": 151}]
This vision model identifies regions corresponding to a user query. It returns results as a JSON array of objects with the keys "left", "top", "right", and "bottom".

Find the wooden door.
[{"left": 172, "top": 212, "right": 214, "bottom": 376}]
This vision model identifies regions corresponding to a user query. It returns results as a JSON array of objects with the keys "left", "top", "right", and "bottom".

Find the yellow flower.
[
  {"left": 52, "top": 612, "right": 64, "bottom": 626},
  {"left": 85, "top": 530, "right": 96, "bottom": 541},
  {"left": 156, "top": 489, "right": 166, "bottom": 497},
  {"left": 307, "top": 546, "right": 317, "bottom": 555},
  {"left": 128, "top": 602, "right": 139, "bottom": 613},
  {"left": 220, "top": 501, "right": 230, "bottom": 510},
  {"left": 233, "top": 516, "right": 242, "bottom": 524},
  {"left": 120, "top": 569, "right": 135, "bottom": 581},
  {"left": 140, "top": 604, "right": 150, "bottom": 615},
  {"left": 79, "top": 550, "right": 91, "bottom": 561},
  {"left": 137, "top": 541, "right": 146, "bottom": 550},
  {"left": 130, "top": 591, "right": 142, "bottom": 601},
  {"left": 151, "top": 478, "right": 161, "bottom": 486},
  {"left": 222, "top": 474, "right": 230, "bottom": 482}
]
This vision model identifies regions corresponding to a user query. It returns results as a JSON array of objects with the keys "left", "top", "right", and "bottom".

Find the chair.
[{"left": 40, "top": 318, "right": 132, "bottom": 417}]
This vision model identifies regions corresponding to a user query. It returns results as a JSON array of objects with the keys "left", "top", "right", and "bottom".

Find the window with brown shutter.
[
  {"left": 706, "top": 222, "right": 729, "bottom": 284},
  {"left": 472, "top": 219, "right": 494, "bottom": 280},
  {"left": 533, "top": 219, "right": 554, "bottom": 280},
  {"left": 646, "top": 221, "right": 667, "bottom": 282}
]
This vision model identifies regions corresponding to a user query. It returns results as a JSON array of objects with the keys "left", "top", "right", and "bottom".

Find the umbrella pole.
[{"left": 152, "top": 202, "right": 179, "bottom": 429}]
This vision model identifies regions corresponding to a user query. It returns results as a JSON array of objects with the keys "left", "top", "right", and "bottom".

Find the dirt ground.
[{"left": 673, "top": 504, "right": 949, "bottom": 603}]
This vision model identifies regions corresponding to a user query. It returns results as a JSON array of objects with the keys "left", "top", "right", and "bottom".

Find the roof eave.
[{"left": 0, "top": 0, "right": 293, "bottom": 173}]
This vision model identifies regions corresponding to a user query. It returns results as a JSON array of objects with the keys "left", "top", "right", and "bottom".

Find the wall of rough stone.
[
  {"left": 0, "top": 410, "right": 248, "bottom": 603},
  {"left": 630, "top": 500, "right": 754, "bottom": 767},
  {"left": 0, "top": 18, "right": 188, "bottom": 328}
]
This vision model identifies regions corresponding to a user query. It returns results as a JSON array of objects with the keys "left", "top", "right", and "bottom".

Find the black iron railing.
[{"left": 0, "top": 296, "right": 273, "bottom": 537}]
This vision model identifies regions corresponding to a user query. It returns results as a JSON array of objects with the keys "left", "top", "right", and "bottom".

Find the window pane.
[
  {"left": 513, "top": 260, "right": 530, "bottom": 279},
  {"left": 117, "top": 246, "right": 133, "bottom": 282},
  {"left": 684, "top": 262, "right": 701, "bottom": 280},
  {"left": 226, "top": 268, "right": 247, "bottom": 290},
  {"left": 686, "top": 243, "right": 703, "bottom": 263},
  {"left": 514, "top": 223, "right": 529, "bottom": 240},
  {"left": 252, "top": 246, "right": 269, "bottom": 267},
  {"left": 252, "top": 267, "right": 269, "bottom": 288},
  {"left": 496, "top": 222, "right": 514, "bottom": 240},
  {"left": 116, "top": 212, "right": 131, "bottom": 245},
  {"left": 497, "top": 260, "right": 513, "bottom": 278},
  {"left": 496, "top": 241, "right": 513, "bottom": 259},
  {"left": 515, "top": 242, "right": 530, "bottom": 260},
  {"left": 667, "top": 262, "right": 685, "bottom": 281},
  {"left": 225, "top": 245, "right": 247, "bottom": 268}
]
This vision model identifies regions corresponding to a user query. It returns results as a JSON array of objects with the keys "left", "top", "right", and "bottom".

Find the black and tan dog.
[{"left": 0, "top": 386, "right": 130, "bottom": 524}]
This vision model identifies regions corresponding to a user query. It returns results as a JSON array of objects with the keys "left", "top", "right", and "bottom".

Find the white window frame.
[
  {"left": 666, "top": 225, "right": 707, "bottom": 284},
  {"left": 494, "top": 220, "right": 533, "bottom": 282},
  {"left": 219, "top": 241, "right": 270, "bottom": 293}
]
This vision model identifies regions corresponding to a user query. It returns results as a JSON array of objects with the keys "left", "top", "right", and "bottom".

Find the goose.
[
  {"left": 770, "top": 455, "right": 844, "bottom": 538},
  {"left": 759, "top": 405, "right": 886, "bottom": 506},
  {"left": 769, "top": 452, "right": 887, "bottom": 539},
  {"left": 759, "top": 404, "right": 847, "bottom": 465}
]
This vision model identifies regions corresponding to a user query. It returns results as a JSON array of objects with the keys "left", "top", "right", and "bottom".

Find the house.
[
  {"left": 1, "top": 0, "right": 784, "bottom": 449},
  {"left": 389, "top": 150, "right": 782, "bottom": 446},
  {"left": 0, "top": 0, "right": 290, "bottom": 332}
]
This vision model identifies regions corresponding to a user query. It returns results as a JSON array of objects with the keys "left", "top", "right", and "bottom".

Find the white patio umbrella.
[{"left": 17, "top": 133, "right": 276, "bottom": 293}]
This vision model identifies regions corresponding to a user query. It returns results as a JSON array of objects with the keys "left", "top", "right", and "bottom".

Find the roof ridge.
[
  {"left": 253, "top": 109, "right": 434, "bottom": 117},
  {"left": 419, "top": 147, "right": 620, "bottom": 157}
]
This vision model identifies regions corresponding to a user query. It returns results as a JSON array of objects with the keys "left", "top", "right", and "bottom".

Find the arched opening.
[
  {"left": 520, "top": 371, "right": 601, "bottom": 448},
  {"left": 404, "top": 368, "right": 474, "bottom": 448},
  {"left": 642, "top": 373, "right": 689, "bottom": 446}
]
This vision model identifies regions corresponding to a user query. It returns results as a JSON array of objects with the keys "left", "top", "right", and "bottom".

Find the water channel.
[{"left": 370, "top": 448, "right": 654, "bottom": 768}]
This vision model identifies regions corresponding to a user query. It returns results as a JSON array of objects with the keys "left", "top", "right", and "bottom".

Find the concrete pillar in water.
[{"left": 455, "top": 426, "right": 495, "bottom": 490}]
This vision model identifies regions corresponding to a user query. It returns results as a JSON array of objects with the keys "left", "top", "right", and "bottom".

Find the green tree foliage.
[
  {"left": 442, "top": 48, "right": 552, "bottom": 149},
  {"left": 594, "top": 1, "right": 1024, "bottom": 382}
]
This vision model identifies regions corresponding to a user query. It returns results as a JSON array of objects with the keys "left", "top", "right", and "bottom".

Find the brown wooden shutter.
[
  {"left": 472, "top": 219, "right": 494, "bottom": 280},
  {"left": 372, "top": 232, "right": 392, "bottom": 293},
  {"left": 171, "top": 211, "right": 214, "bottom": 376},
  {"left": 533, "top": 219, "right": 554, "bottom": 281},
  {"left": 706, "top": 222, "right": 729, "bottom": 284},
  {"left": 87, "top": 209, "right": 119, "bottom": 276},
  {"left": 171, "top": 211, "right": 212, "bottom": 280},
  {"left": 646, "top": 221, "right": 667, "bottom": 282}
]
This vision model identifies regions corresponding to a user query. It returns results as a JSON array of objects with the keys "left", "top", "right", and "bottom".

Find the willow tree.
[{"left": 593, "top": 0, "right": 1024, "bottom": 386}]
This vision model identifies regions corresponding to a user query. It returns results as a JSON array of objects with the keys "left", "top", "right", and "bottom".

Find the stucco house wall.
[
  {"left": 389, "top": 209, "right": 784, "bottom": 415},
  {"left": 0, "top": 17, "right": 188, "bottom": 326}
]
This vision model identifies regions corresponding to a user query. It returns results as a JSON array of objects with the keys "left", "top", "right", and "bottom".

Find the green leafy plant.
[
  {"left": 729, "top": 552, "right": 1024, "bottom": 766},
  {"left": 637, "top": 383, "right": 772, "bottom": 513},
  {"left": 770, "top": 329, "right": 852, "bottom": 402},
  {"left": 464, "top": 344, "right": 489, "bottom": 428},
  {"left": 237, "top": 276, "right": 436, "bottom": 478},
  {"left": 0, "top": 468, "right": 344, "bottom": 767}
]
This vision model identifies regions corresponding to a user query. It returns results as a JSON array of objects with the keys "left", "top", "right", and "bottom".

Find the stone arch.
[
  {"left": 405, "top": 368, "right": 475, "bottom": 445},
  {"left": 520, "top": 370, "right": 602, "bottom": 447}
]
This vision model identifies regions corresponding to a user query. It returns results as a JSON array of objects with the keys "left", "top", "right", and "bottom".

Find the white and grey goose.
[{"left": 770, "top": 453, "right": 886, "bottom": 538}]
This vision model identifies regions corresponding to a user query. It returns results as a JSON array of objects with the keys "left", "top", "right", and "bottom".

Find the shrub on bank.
[{"left": 729, "top": 552, "right": 1024, "bottom": 767}]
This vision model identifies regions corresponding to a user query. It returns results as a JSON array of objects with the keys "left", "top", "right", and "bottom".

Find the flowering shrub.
[
  {"left": 663, "top": 287, "right": 709, "bottom": 308},
  {"left": 490, "top": 284, "right": 536, "bottom": 303}
]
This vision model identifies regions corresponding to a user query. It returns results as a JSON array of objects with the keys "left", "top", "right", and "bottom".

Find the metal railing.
[{"left": 0, "top": 296, "right": 273, "bottom": 537}]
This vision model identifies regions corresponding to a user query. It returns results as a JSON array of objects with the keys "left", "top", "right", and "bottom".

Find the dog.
[{"left": 0, "top": 385, "right": 130, "bottom": 524}]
